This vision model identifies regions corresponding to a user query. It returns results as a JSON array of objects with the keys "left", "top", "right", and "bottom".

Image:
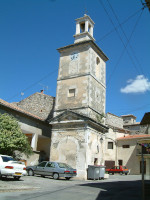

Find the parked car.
[
  {"left": 106, "top": 165, "right": 129, "bottom": 175},
  {"left": 26, "top": 161, "right": 77, "bottom": 180},
  {"left": 0, "top": 154, "right": 27, "bottom": 180}
]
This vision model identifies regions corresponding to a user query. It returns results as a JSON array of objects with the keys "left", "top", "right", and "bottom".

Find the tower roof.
[{"left": 57, "top": 40, "right": 109, "bottom": 62}]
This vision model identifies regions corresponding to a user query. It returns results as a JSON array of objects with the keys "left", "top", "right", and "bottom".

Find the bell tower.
[
  {"left": 74, "top": 14, "right": 95, "bottom": 43},
  {"left": 54, "top": 14, "right": 108, "bottom": 122}
]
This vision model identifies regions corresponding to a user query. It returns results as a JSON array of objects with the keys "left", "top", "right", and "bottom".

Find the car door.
[
  {"left": 110, "top": 166, "right": 116, "bottom": 173},
  {"left": 116, "top": 166, "right": 120, "bottom": 173},
  {"left": 44, "top": 162, "right": 56, "bottom": 176},
  {"left": 34, "top": 161, "right": 47, "bottom": 175}
]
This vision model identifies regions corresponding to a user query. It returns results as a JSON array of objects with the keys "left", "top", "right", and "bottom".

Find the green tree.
[{"left": 0, "top": 113, "right": 32, "bottom": 158}]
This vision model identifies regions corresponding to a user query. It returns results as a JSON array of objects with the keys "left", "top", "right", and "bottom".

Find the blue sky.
[{"left": 0, "top": 0, "right": 150, "bottom": 122}]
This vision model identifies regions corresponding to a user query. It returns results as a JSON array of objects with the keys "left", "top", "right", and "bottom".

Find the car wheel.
[
  {"left": 53, "top": 173, "right": 59, "bottom": 180},
  {"left": 28, "top": 169, "right": 34, "bottom": 176},
  {"left": 65, "top": 177, "right": 71, "bottom": 180},
  {"left": 125, "top": 173, "right": 128, "bottom": 175},
  {"left": 14, "top": 176, "right": 21, "bottom": 181},
  {"left": 120, "top": 172, "right": 123, "bottom": 175}
]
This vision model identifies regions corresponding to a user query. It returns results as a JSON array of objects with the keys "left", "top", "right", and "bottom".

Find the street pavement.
[{"left": 0, "top": 175, "right": 144, "bottom": 200}]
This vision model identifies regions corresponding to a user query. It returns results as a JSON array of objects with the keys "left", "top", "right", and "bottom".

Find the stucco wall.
[
  {"left": 117, "top": 139, "right": 140, "bottom": 174},
  {"left": 50, "top": 122, "right": 104, "bottom": 180},
  {"left": 104, "top": 128, "right": 125, "bottom": 165},
  {"left": 55, "top": 43, "right": 106, "bottom": 122}
]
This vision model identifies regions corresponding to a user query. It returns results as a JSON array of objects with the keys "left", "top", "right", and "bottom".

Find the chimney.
[{"left": 40, "top": 90, "right": 44, "bottom": 94}]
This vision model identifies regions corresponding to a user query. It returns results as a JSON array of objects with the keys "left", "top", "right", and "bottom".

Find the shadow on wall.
[
  {"left": 117, "top": 141, "right": 139, "bottom": 175},
  {"left": 126, "top": 146, "right": 141, "bottom": 175},
  {"left": 46, "top": 99, "right": 55, "bottom": 121},
  {"left": 80, "top": 180, "right": 142, "bottom": 200}
]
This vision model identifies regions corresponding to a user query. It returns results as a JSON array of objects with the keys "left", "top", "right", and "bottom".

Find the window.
[
  {"left": 46, "top": 162, "right": 55, "bottom": 168},
  {"left": 38, "top": 162, "right": 47, "bottom": 167},
  {"left": 94, "top": 158, "right": 98, "bottom": 165},
  {"left": 58, "top": 163, "right": 72, "bottom": 168},
  {"left": 118, "top": 160, "right": 123, "bottom": 165},
  {"left": 122, "top": 145, "right": 130, "bottom": 148},
  {"left": 96, "top": 57, "right": 100, "bottom": 65},
  {"left": 108, "top": 142, "right": 113, "bottom": 149},
  {"left": 1, "top": 156, "right": 15, "bottom": 162},
  {"left": 68, "top": 89, "right": 76, "bottom": 97},
  {"left": 96, "top": 57, "right": 100, "bottom": 79}
]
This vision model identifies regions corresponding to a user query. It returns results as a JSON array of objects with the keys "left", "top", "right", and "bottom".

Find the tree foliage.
[{"left": 0, "top": 113, "right": 32, "bottom": 158}]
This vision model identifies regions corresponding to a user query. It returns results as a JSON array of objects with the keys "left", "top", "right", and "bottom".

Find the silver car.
[{"left": 26, "top": 161, "right": 77, "bottom": 180}]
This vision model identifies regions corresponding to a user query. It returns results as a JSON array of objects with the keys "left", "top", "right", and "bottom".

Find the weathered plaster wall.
[
  {"left": 117, "top": 139, "right": 140, "bottom": 174},
  {"left": 103, "top": 128, "right": 125, "bottom": 165},
  {"left": 50, "top": 128, "right": 87, "bottom": 179},
  {"left": 55, "top": 76, "right": 89, "bottom": 111},
  {"left": 50, "top": 124, "right": 104, "bottom": 180},
  {"left": 55, "top": 43, "right": 106, "bottom": 122}
]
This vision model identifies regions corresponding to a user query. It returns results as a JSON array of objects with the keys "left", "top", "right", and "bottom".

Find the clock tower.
[
  {"left": 50, "top": 15, "right": 109, "bottom": 179},
  {"left": 54, "top": 14, "right": 108, "bottom": 122}
]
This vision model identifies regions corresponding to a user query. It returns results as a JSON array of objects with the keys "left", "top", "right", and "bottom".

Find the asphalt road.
[{"left": 0, "top": 175, "right": 144, "bottom": 200}]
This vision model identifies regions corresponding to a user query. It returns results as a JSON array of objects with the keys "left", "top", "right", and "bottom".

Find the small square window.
[
  {"left": 122, "top": 145, "right": 130, "bottom": 148},
  {"left": 108, "top": 142, "right": 113, "bottom": 149},
  {"left": 68, "top": 89, "right": 76, "bottom": 97}
]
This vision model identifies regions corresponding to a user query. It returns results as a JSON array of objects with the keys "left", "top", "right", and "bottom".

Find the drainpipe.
[{"left": 141, "top": 144, "right": 145, "bottom": 200}]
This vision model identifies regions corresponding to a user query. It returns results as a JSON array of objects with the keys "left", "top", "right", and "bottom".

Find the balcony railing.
[{"left": 137, "top": 149, "right": 150, "bottom": 155}]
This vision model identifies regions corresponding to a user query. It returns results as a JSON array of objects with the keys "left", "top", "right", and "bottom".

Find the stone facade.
[
  {"left": 121, "top": 114, "right": 150, "bottom": 135},
  {"left": 50, "top": 110, "right": 108, "bottom": 179},
  {"left": 55, "top": 40, "right": 108, "bottom": 122},
  {"left": 106, "top": 113, "right": 123, "bottom": 129},
  {"left": 14, "top": 92, "right": 55, "bottom": 121}
]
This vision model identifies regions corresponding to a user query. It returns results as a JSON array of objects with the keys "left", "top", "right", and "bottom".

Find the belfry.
[{"left": 50, "top": 14, "right": 109, "bottom": 179}]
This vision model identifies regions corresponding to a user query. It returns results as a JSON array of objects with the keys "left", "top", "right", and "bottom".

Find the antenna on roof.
[
  {"left": 21, "top": 92, "right": 24, "bottom": 101},
  {"left": 84, "top": 0, "right": 88, "bottom": 15}
]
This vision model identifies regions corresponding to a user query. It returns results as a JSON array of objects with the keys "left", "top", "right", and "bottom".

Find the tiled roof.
[
  {"left": 117, "top": 134, "right": 150, "bottom": 140},
  {"left": 121, "top": 114, "right": 136, "bottom": 119},
  {"left": 0, "top": 99, "right": 44, "bottom": 121},
  {"left": 107, "top": 112, "right": 122, "bottom": 119}
]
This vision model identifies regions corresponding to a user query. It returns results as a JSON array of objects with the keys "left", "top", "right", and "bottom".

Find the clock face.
[{"left": 70, "top": 52, "right": 79, "bottom": 61}]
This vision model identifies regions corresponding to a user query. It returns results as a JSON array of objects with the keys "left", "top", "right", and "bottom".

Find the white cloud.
[{"left": 120, "top": 75, "right": 150, "bottom": 94}]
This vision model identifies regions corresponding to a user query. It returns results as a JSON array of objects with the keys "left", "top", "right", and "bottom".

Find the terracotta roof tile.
[
  {"left": 117, "top": 134, "right": 150, "bottom": 140},
  {"left": 0, "top": 99, "right": 43, "bottom": 121}
]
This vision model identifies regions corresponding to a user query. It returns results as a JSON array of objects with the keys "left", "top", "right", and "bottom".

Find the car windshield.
[
  {"left": 123, "top": 166, "right": 127, "bottom": 169},
  {"left": 58, "top": 163, "right": 72, "bottom": 169},
  {"left": 1, "top": 156, "right": 16, "bottom": 162}
]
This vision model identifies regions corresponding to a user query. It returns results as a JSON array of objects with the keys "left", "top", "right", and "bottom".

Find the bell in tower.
[{"left": 74, "top": 14, "right": 95, "bottom": 43}]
